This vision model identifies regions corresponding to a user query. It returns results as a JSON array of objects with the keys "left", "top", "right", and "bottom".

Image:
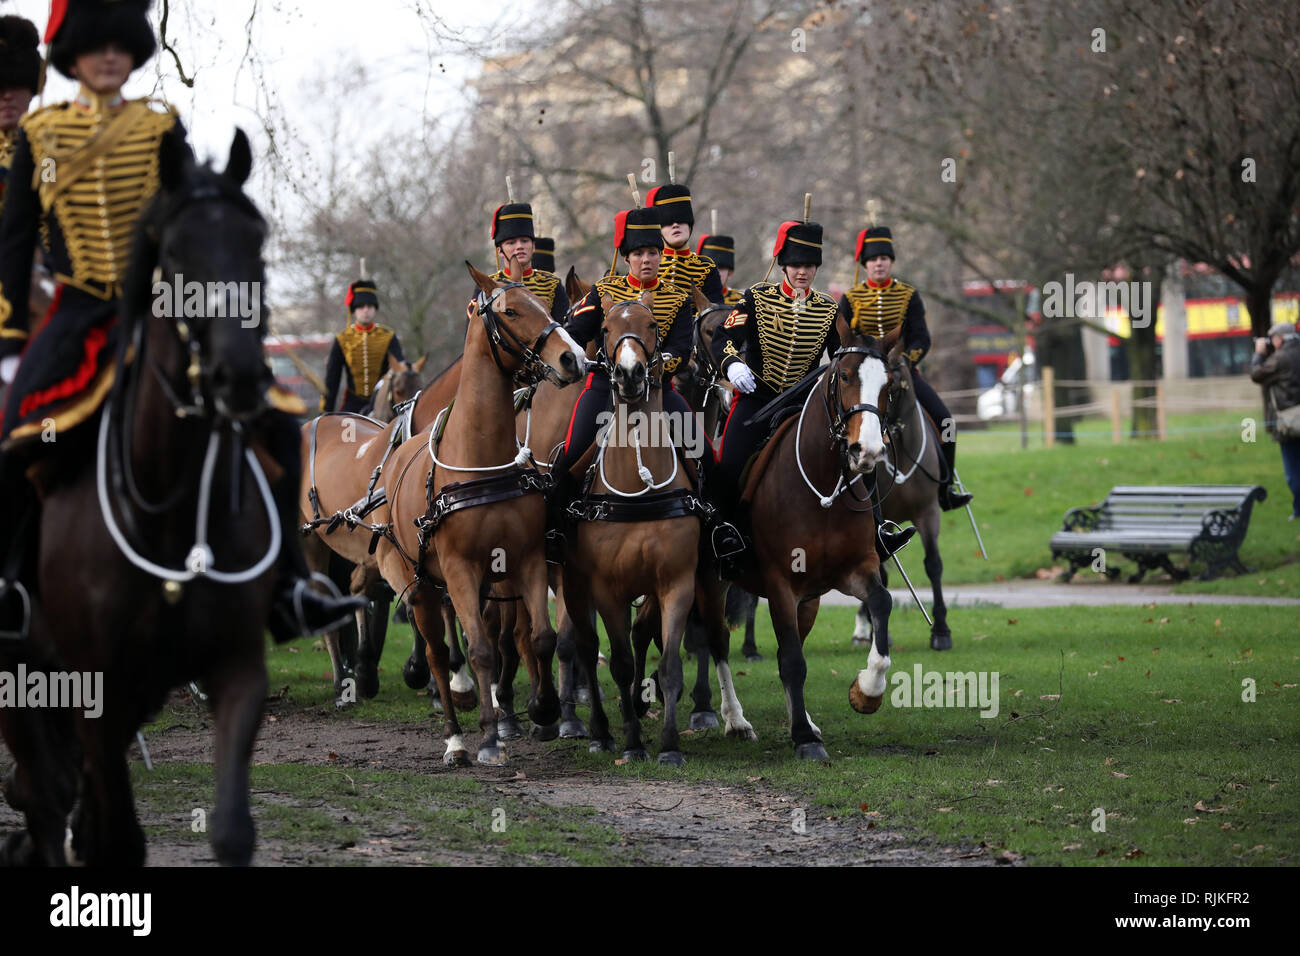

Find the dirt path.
[{"left": 1, "top": 694, "right": 1000, "bottom": 866}]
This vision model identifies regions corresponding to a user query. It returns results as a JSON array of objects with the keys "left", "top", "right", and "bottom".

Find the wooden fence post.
[
  {"left": 1042, "top": 365, "right": 1055, "bottom": 448},
  {"left": 1156, "top": 382, "right": 1166, "bottom": 440},
  {"left": 1111, "top": 386, "right": 1122, "bottom": 444}
]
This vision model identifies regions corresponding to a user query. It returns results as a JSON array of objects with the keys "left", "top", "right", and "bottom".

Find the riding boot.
[
  {"left": 937, "top": 440, "right": 973, "bottom": 512},
  {"left": 261, "top": 412, "right": 367, "bottom": 643},
  {"left": 545, "top": 466, "right": 576, "bottom": 564},
  {"left": 873, "top": 498, "right": 916, "bottom": 560},
  {"left": 697, "top": 453, "right": 745, "bottom": 567}
]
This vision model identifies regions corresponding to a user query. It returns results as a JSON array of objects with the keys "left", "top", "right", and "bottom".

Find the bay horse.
[
  {"left": 300, "top": 355, "right": 473, "bottom": 708},
  {"left": 1, "top": 130, "right": 278, "bottom": 864},
  {"left": 850, "top": 353, "right": 952, "bottom": 650},
  {"left": 368, "top": 354, "right": 428, "bottom": 423},
  {"left": 728, "top": 324, "right": 905, "bottom": 759},
  {"left": 559, "top": 296, "right": 754, "bottom": 763},
  {"left": 373, "top": 264, "right": 584, "bottom": 765}
]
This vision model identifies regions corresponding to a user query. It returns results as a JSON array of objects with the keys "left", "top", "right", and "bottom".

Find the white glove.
[
  {"left": 726, "top": 361, "right": 757, "bottom": 394},
  {"left": 0, "top": 356, "right": 19, "bottom": 385}
]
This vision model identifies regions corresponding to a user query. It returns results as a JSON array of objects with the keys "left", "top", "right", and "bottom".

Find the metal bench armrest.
[{"left": 1061, "top": 505, "right": 1103, "bottom": 532}]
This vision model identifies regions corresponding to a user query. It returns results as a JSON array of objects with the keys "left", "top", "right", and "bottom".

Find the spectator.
[{"left": 1250, "top": 321, "right": 1300, "bottom": 519}]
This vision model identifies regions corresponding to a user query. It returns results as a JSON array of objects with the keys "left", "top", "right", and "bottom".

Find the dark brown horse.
[
  {"left": 559, "top": 296, "right": 753, "bottom": 763},
  {"left": 729, "top": 324, "right": 904, "bottom": 758},
  {"left": 375, "top": 263, "right": 584, "bottom": 765},
  {"left": 369, "top": 354, "right": 428, "bottom": 423},
  {"left": 850, "top": 354, "right": 952, "bottom": 650},
  {"left": 1, "top": 130, "right": 277, "bottom": 864}
]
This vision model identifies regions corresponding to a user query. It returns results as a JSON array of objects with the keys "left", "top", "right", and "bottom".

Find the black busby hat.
[
  {"left": 491, "top": 202, "right": 535, "bottom": 246},
  {"left": 856, "top": 226, "right": 895, "bottom": 263},
  {"left": 645, "top": 184, "right": 694, "bottom": 227},
  {"left": 46, "top": 0, "right": 158, "bottom": 80},
  {"left": 0, "top": 16, "right": 42, "bottom": 94},
  {"left": 345, "top": 279, "right": 379, "bottom": 312},
  {"left": 773, "top": 221, "right": 822, "bottom": 267},
  {"left": 695, "top": 234, "right": 735, "bottom": 272},
  {"left": 615, "top": 207, "right": 664, "bottom": 257},
  {"left": 532, "top": 237, "right": 555, "bottom": 273}
]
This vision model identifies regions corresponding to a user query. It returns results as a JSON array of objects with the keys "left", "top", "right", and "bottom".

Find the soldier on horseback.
[
  {"left": 474, "top": 201, "right": 569, "bottom": 322},
  {"left": 549, "top": 206, "right": 740, "bottom": 558},
  {"left": 710, "top": 215, "right": 915, "bottom": 574},
  {"left": 645, "top": 182, "right": 723, "bottom": 304},
  {"left": 0, "top": 15, "right": 41, "bottom": 219},
  {"left": 0, "top": 0, "right": 362, "bottom": 640},
  {"left": 322, "top": 276, "right": 405, "bottom": 413},
  {"left": 841, "top": 225, "right": 972, "bottom": 511}
]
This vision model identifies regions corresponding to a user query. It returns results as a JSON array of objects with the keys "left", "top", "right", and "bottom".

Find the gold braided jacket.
[
  {"left": 842, "top": 278, "right": 926, "bottom": 365},
  {"left": 490, "top": 266, "right": 561, "bottom": 311},
  {"left": 720, "top": 281, "right": 838, "bottom": 391},
  {"left": 589, "top": 274, "right": 690, "bottom": 375},
  {"left": 659, "top": 247, "right": 716, "bottom": 296},
  {"left": 335, "top": 323, "right": 397, "bottom": 400},
  {"left": 0, "top": 127, "right": 14, "bottom": 219}
]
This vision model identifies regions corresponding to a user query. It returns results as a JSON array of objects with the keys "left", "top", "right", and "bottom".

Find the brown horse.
[
  {"left": 300, "top": 354, "right": 468, "bottom": 707},
  {"left": 729, "top": 324, "right": 904, "bottom": 759},
  {"left": 850, "top": 354, "right": 952, "bottom": 650},
  {"left": 374, "top": 263, "right": 584, "bottom": 765},
  {"left": 369, "top": 354, "right": 428, "bottom": 423},
  {"left": 558, "top": 296, "right": 753, "bottom": 763},
  {"left": 1, "top": 131, "right": 276, "bottom": 864}
]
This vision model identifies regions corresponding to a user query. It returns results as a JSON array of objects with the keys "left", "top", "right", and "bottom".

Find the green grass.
[
  {"left": 155, "top": 602, "right": 1299, "bottom": 866},
  {"left": 551, "top": 603, "right": 1299, "bottom": 866},
  {"left": 941, "top": 410, "right": 1299, "bottom": 592}
]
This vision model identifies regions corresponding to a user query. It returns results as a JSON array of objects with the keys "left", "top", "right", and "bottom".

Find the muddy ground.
[{"left": 0, "top": 690, "right": 1002, "bottom": 866}]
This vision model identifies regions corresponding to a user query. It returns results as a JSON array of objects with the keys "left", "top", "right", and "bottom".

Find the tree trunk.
[{"left": 1129, "top": 320, "right": 1158, "bottom": 438}]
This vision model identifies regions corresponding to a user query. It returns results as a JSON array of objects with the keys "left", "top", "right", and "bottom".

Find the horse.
[
  {"left": 849, "top": 353, "right": 952, "bottom": 651},
  {"left": 557, "top": 295, "right": 754, "bottom": 763},
  {"left": 300, "top": 355, "right": 474, "bottom": 709},
  {"left": 0, "top": 130, "right": 278, "bottom": 865},
  {"left": 373, "top": 263, "right": 585, "bottom": 765},
  {"left": 368, "top": 354, "right": 428, "bottom": 423},
  {"left": 727, "top": 324, "right": 905, "bottom": 759}
]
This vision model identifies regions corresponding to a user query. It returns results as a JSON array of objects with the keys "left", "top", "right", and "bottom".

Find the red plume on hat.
[
  {"left": 772, "top": 221, "right": 799, "bottom": 259},
  {"left": 613, "top": 209, "right": 630, "bottom": 251},
  {"left": 44, "top": 0, "right": 67, "bottom": 42}
]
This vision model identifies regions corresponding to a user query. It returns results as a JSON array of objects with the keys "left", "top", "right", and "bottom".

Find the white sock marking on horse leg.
[
  {"left": 805, "top": 711, "right": 822, "bottom": 739},
  {"left": 857, "top": 641, "right": 891, "bottom": 698},
  {"left": 450, "top": 665, "right": 474, "bottom": 694},
  {"left": 490, "top": 682, "right": 500, "bottom": 711},
  {"left": 444, "top": 734, "right": 466, "bottom": 757},
  {"left": 714, "top": 661, "right": 754, "bottom": 736},
  {"left": 852, "top": 603, "right": 872, "bottom": 640}
]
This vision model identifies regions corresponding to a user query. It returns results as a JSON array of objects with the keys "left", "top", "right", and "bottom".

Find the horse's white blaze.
[
  {"left": 715, "top": 661, "right": 755, "bottom": 737},
  {"left": 445, "top": 734, "right": 466, "bottom": 757},
  {"left": 852, "top": 603, "right": 873, "bottom": 640},
  {"left": 355, "top": 436, "right": 376, "bottom": 459},
  {"left": 857, "top": 642, "right": 891, "bottom": 698},
  {"left": 617, "top": 340, "right": 641, "bottom": 377},
  {"left": 852, "top": 357, "right": 888, "bottom": 465},
  {"left": 554, "top": 327, "right": 587, "bottom": 371},
  {"left": 450, "top": 664, "right": 474, "bottom": 694}
]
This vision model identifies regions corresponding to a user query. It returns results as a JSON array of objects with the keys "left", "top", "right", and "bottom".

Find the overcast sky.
[{"left": 3, "top": 0, "right": 509, "bottom": 219}]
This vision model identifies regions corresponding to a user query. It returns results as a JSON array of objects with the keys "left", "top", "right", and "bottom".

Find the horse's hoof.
[
  {"left": 689, "top": 711, "right": 719, "bottom": 731},
  {"left": 930, "top": 631, "right": 953, "bottom": 652},
  {"left": 530, "top": 721, "right": 559, "bottom": 741},
  {"left": 443, "top": 749, "right": 471, "bottom": 768},
  {"left": 726, "top": 724, "right": 759, "bottom": 741},
  {"left": 851, "top": 635, "right": 871, "bottom": 648},
  {"left": 744, "top": 651, "right": 764, "bottom": 662},
  {"left": 357, "top": 671, "right": 380, "bottom": 700},
  {"left": 849, "top": 681, "right": 883, "bottom": 715},
  {"left": 451, "top": 689, "right": 478, "bottom": 711},
  {"left": 333, "top": 696, "right": 353, "bottom": 711},
  {"left": 589, "top": 738, "right": 616, "bottom": 754},
  {"left": 477, "top": 746, "right": 507, "bottom": 766},
  {"left": 497, "top": 716, "right": 524, "bottom": 740},
  {"left": 657, "top": 750, "right": 685, "bottom": 766},
  {"left": 402, "top": 659, "right": 429, "bottom": 690},
  {"left": 559, "top": 719, "right": 589, "bottom": 739},
  {"left": 622, "top": 748, "right": 650, "bottom": 762},
  {"left": 795, "top": 742, "right": 830, "bottom": 761}
]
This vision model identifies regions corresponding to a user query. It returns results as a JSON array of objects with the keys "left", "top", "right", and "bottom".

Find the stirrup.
[
  {"left": 711, "top": 521, "right": 745, "bottom": 560},
  {"left": 876, "top": 519, "right": 916, "bottom": 560},
  {"left": 939, "top": 483, "right": 973, "bottom": 511},
  {"left": 282, "top": 572, "right": 362, "bottom": 640},
  {"left": 0, "top": 579, "right": 32, "bottom": 642}
]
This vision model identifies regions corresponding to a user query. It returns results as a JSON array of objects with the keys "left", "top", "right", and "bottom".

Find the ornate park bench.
[{"left": 1050, "top": 484, "right": 1268, "bottom": 582}]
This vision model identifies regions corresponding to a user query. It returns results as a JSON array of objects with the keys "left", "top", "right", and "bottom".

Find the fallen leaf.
[
  {"left": 1110, "top": 770, "right": 1130, "bottom": 778},
  {"left": 1118, "top": 656, "right": 1125, "bottom": 661},
  {"left": 1063, "top": 843, "right": 1082, "bottom": 851},
  {"left": 1096, "top": 848, "right": 1109, "bottom": 857},
  {"left": 1040, "top": 694, "right": 1061, "bottom": 700},
  {"left": 997, "top": 849, "right": 1022, "bottom": 864},
  {"left": 512, "top": 771, "right": 527, "bottom": 781},
  {"left": 1024, "top": 487, "right": 1034, "bottom": 497},
  {"left": 1008, "top": 618, "right": 1019, "bottom": 625},
  {"left": 937, "top": 807, "right": 954, "bottom": 812},
  {"left": 1124, "top": 848, "right": 1144, "bottom": 859},
  {"left": 1161, "top": 698, "right": 1182, "bottom": 704},
  {"left": 1183, "top": 818, "right": 1198, "bottom": 825},
  {"left": 614, "top": 758, "right": 628, "bottom": 765},
  {"left": 1193, "top": 800, "right": 1228, "bottom": 813},
  {"left": 1159, "top": 617, "right": 1169, "bottom": 624},
  {"left": 327, "top": 751, "right": 339, "bottom": 761},
  {"left": 1104, "top": 757, "right": 1115, "bottom": 766}
]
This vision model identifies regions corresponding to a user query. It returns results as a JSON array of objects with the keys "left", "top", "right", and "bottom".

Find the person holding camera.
[{"left": 1250, "top": 321, "right": 1300, "bottom": 520}]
